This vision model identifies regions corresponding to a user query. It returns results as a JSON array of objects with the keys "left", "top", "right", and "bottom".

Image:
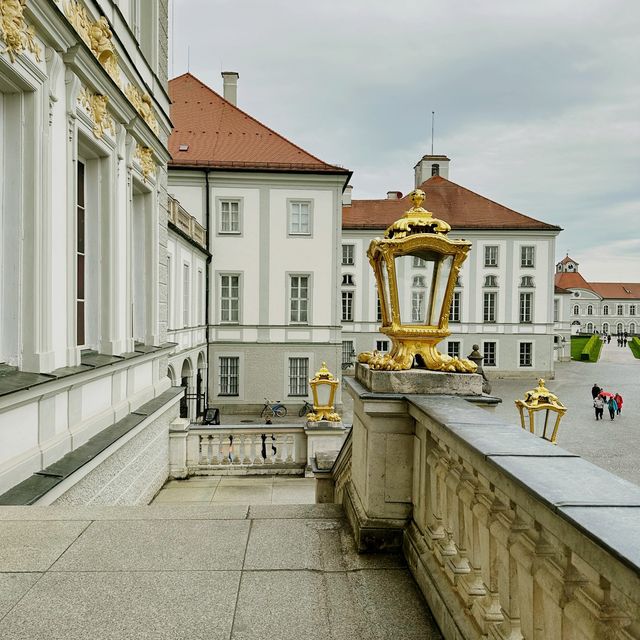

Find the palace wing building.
[
  {"left": 341, "top": 155, "right": 564, "bottom": 377},
  {"left": 555, "top": 256, "right": 640, "bottom": 336}
]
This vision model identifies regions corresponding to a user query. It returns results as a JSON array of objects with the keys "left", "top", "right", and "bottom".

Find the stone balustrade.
[
  {"left": 328, "top": 372, "right": 640, "bottom": 640},
  {"left": 170, "top": 424, "right": 322, "bottom": 477},
  {"left": 167, "top": 195, "right": 206, "bottom": 250}
]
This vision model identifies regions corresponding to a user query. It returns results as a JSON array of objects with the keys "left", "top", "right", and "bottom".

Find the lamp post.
[
  {"left": 515, "top": 379, "right": 567, "bottom": 444},
  {"left": 358, "top": 189, "right": 476, "bottom": 372},
  {"left": 307, "top": 362, "right": 340, "bottom": 423}
]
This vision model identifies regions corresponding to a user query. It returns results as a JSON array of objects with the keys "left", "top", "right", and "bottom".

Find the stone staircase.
[{"left": 0, "top": 502, "right": 443, "bottom": 639}]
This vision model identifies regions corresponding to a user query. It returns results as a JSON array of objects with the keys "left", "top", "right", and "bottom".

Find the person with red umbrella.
[{"left": 614, "top": 392, "right": 623, "bottom": 415}]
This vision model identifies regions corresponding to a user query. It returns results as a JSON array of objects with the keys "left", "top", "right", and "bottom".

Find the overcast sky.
[{"left": 171, "top": 0, "right": 640, "bottom": 282}]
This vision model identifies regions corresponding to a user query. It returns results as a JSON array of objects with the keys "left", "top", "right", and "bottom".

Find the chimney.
[
  {"left": 386, "top": 191, "right": 402, "bottom": 200},
  {"left": 221, "top": 71, "right": 239, "bottom": 106},
  {"left": 413, "top": 154, "right": 450, "bottom": 187},
  {"left": 343, "top": 185, "right": 353, "bottom": 206}
]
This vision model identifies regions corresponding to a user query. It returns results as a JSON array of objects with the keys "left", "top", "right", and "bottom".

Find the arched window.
[
  {"left": 573, "top": 305, "right": 579, "bottom": 315},
  {"left": 520, "top": 276, "right": 534, "bottom": 287},
  {"left": 484, "top": 275, "right": 497, "bottom": 287},
  {"left": 431, "top": 163, "right": 440, "bottom": 176},
  {"left": 630, "top": 322, "right": 636, "bottom": 335},
  {"left": 603, "top": 305, "right": 609, "bottom": 316},
  {"left": 412, "top": 275, "right": 425, "bottom": 287},
  {"left": 603, "top": 322, "right": 609, "bottom": 333},
  {"left": 568, "top": 264, "right": 574, "bottom": 271},
  {"left": 342, "top": 274, "right": 354, "bottom": 286},
  {"left": 586, "top": 322, "right": 594, "bottom": 333},
  {"left": 587, "top": 305, "right": 593, "bottom": 315},
  {"left": 617, "top": 323, "right": 623, "bottom": 334}
]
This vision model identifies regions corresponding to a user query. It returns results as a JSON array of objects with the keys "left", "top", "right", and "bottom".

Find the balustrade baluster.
[
  {"left": 263, "top": 433, "right": 274, "bottom": 464},
  {"left": 221, "top": 434, "right": 231, "bottom": 465},
  {"left": 210, "top": 434, "right": 220, "bottom": 465},
  {"left": 252, "top": 434, "right": 263, "bottom": 464},
  {"left": 199, "top": 435, "right": 210, "bottom": 465},
  {"left": 242, "top": 434, "right": 252, "bottom": 464},
  {"left": 274, "top": 434, "right": 284, "bottom": 463},
  {"left": 286, "top": 434, "right": 294, "bottom": 463},
  {"left": 231, "top": 435, "right": 241, "bottom": 464}
]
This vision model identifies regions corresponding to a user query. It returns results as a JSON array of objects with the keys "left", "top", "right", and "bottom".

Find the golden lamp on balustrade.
[
  {"left": 358, "top": 189, "right": 476, "bottom": 372},
  {"left": 515, "top": 379, "right": 567, "bottom": 444},
  {"left": 307, "top": 362, "right": 341, "bottom": 422}
]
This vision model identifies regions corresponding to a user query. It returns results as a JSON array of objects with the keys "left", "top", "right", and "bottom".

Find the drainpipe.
[{"left": 204, "top": 170, "right": 212, "bottom": 409}]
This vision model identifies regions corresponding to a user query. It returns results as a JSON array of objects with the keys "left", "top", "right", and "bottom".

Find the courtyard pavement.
[{"left": 489, "top": 342, "right": 640, "bottom": 486}]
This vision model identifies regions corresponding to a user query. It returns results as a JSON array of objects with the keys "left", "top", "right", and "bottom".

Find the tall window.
[
  {"left": 603, "top": 305, "right": 609, "bottom": 316},
  {"left": 603, "top": 322, "right": 609, "bottom": 333},
  {"left": 289, "top": 201, "right": 311, "bottom": 235},
  {"left": 573, "top": 305, "right": 579, "bottom": 315},
  {"left": 617, "top": 304, "right": 624, "bottom": 315},
  {"left": 431, "top": 163, "right": 440, "bottom": 176},
  {"left": 484, "top": 275, "right": 497, "bottom": 287},
  {"left": 220, "top": 274, "right": 239, "bottom": 323},
  {"left": 484, "top": 246, "right": 498, "bottom": 267},
  {"left": 167, "top": 255, "right": 172, "bottom": 328},
  {"left": 376, "top": 295, "right": 382, "bottom": 322},
  {"left": 447, "top": 342, "right": 460, "bottom": 359},
  {"left": 449, "top": 291, "right": 461, "bottom": 322},
  {"left": 553, "top": 299, "right": 559, "bottom": 322},
  {"left": 630, "top": 305, "right": 636, "bottom": 316},
  {"left": 411, "top": 291, "right": 425, "bottom": 322},
  {"left": 483, "top": 342, "right": 496, "bottom": 367},
  {"left": 630, "top": 322, "right": 636, "bottom": 334},
  {"left": 519, "top": 343, "right": 532, "bottom": 367},
  {"left": 519, "top": 293, "right": 533, "bottom": 323},
  {"left": 521, "top": 246, "right": 535, "bottom": 267},
  {"left": 197, "top": 269, "right": 203, "bottom": 324},
  {"left": 219, "top": 356, "right": 239, "bottom": 395},
  {"left": 76, "top": 161, "right": 86, "bottom": 345},
  {"left": 342, "top": 244, "right": 354, "bottom": 265},
  {"left": 288, "top": 357, "right": 309, "bottom": 396},
  {"left": 587, "top": 304, "right": 593, "bottom": 316},
  {"left": 586, "top": 322, "right": 594, "bottom": 333},
  {"left": 342, "top": 290, "right": 353, "bottom": 321},
  {"left": 483, "top": 292, "right": 496, "bottom": 323},
  {"left": 219, "top": 200, "right": 240, "bottom": 233},
  {"left": 182, "top": 264, "right": 190, "bottom": 326},
  {"left": 412, "top": 256, "right": 426, "bottom": 268},
  {"left": 290, "top": 275, "right": 309, "bottom": 323},
  {"left": 342, "top": 340, "right": 354, "bottom": 365}
]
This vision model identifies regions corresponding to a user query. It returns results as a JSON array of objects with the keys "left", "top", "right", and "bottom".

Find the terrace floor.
[{"left": 0, "top": 503, "right": 443, "bottom": 640}]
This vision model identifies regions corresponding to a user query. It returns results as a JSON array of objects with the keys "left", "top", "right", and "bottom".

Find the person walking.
[
  {"left": 591, "top": 383, "right": 601, "bottom": 399},
  {"left": 607, "top": 334, "right": 612, "bottom": 344},
  {"left": 614, "top": 393, "right": 623, "bottom": 415},
  {"left": 608, "top": 397, "right": 618, "bottom": 421},
  {"left": 593, "top": 395, "right": 604, "bottom": 421}
]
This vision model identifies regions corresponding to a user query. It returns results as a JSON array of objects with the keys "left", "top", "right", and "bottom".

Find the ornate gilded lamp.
[
  {"left": 307, "top": 363, "right": 341, "bottom": 422},
  {"left": 359, "top": 189, "right": 476, "bottom": 372},
  {"left": 515, "top": 379, "right": 567, "bottom": 444}
]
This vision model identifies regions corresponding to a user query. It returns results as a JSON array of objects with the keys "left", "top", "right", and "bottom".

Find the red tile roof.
[
  {"left": 343, "top": 176, "right": 561, "bottom": 231},
  {"left": 589, "top": 282, "right": 640, "bottom": 300},
  {"left": 554, "top": 285, "right": 572, "bottom": 294},
  {"left": 554, "top": 271, "right": 594, "bottom": 291},
  {"left": 168, "top": 73, "right": 348, "bottom": 174}
]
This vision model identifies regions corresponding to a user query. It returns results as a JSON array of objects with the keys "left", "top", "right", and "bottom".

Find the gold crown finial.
[{"left": 410, "top": 189, "right": 426, "bottom": 210}]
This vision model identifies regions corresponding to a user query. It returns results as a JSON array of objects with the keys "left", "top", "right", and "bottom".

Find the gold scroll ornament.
[
  {"left": 79, "top": 87, "right": 114, "bottom": 139},
  {"left": 135, "top": 145, "right": 155, "bottom": 182},
  {"left": 0, "top": 0, "right": 42, "bottom": 63},
  {"left": 125, "top": 84, "right": 159, "bottom": 135}
]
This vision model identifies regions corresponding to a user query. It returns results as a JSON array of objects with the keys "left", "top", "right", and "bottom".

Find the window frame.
[
  {"left": 219, "top": 272, "right": 241, "bottom": 324},
  {"left": 411, "top": 290, "right": 425, "bottom": 323},
  {"left": 218, "top": 355, "right": 240, "bottom": 396},
  {"left": 217, "top": 197, "right": 242, "bottom": 235},
  {"left": 447, "top": 341, "right": 461, "bottom": 359},
  {"left": 449, "top": 291, "right": 461, "bottom": 323},
  {"left": 288, "top": 357, "right": 309, "bottom": 396},
  {"left": 484, "top": 245, "right": 499, "bottom": 268},
  {"left": 342, "top": 274, "right": 354, "bottom": 286},
  {"left": 287, "top": 199, "right": 314, "bottom": 237},
  {"left": 617, "top": 304, "right": 624, "bottom": 316},
  {"left": 518, "top": 342, "right": 533, "bottom": 368},
  {"left": 341, "top": 290, "right": 354, "bottom": 322},
  {"left": 484, "top": 274, "right": 498, "bottom": 288},
  {"left": 483, "top": 341, "right": 497, "bottom": 367},
  {"left": 342, "top": 244, "right": 355, "bottom": 265},
  {"left": 483, "top": 291, "right": 497, "bottom": 323},
  {"left": 520, "top": 275, "right": 534, "bottom": 288},
  {"left": 182, "top": 263, "right": 190, "bottom": 327},
  {"left": 375, "top": 340, "right": 389, "bottom": 352},
  {"left": 519, "top": 292, "right": 533, "bottom": 324},
  {"left": 520, "top": 245, "right": 535, "bottom": 268},
  {"left": 289, "top": 273, "right": 310, "bottom": 324}
]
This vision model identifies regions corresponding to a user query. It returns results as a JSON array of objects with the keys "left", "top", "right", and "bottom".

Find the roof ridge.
[
  {"left": 169, "top": 72, "right": 341, "bottom": 171},
  {"left": 420, "top": 176, "right": 560, "bottom": 230}
]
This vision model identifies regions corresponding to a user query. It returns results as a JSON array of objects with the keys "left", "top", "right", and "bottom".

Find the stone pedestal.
[
  {"left": 345, "top": 365, "right": 482, "bottom": 552},
  {"left": 304, "top": 421, "right": 347, "bottom": 475}
]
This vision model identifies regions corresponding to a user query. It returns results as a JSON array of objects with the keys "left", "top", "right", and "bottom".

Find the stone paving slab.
[
  {"left": 0, "top": 520, "right": 90, "bottom": 572},
  {"left": 0, "top": 505, "right": 250, "bottom": 520},
  {"left": 0, "top": 574, "right": 41, "bottom": 618},
  {"left": 247, "top": 504, "right": 344, "bottom": 519},
  {"left": 0, "top": 571, "right": 240, "bottom": 640},
  {"left": 51, "top": 519, "right": 250, "bottom": 572},
  {"left": 212, "top": 484, "right": 274, "bottom": 504},
  {"left": 232, "top": 569, "right": 441, "bottom": 640},
  {"left": 153, "top": 487, "right": 217, "bottom": 502}
]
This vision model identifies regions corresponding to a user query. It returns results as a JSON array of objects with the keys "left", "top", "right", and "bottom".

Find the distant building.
[
  {"left": 168, "top": 73, "right": 351, "bottom": 413},
  {"left": 555, "top": 256, "right": 640, "bottom": 336},
  {"left": 341, "top": 155, "right": 564, "bottom": 377}
]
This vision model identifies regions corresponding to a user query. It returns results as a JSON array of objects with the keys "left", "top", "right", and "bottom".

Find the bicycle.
[
  {"left": 260, "top": 398, "right": 287, "bottom": 418},
  {"left": 298, "top": 399, "right": 314, "bottom": 417}
]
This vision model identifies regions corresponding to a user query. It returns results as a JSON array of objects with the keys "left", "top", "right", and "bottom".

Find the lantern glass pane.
[
  {"left": 429, "top": 254, "right": 453, "bottom": 326},
  {"left": 529, "top": 408, "right": 560, "bottom": 441},
  {"left": 316, "top": 382, "right": 332, "bottom": 406},
  {"left": 379, "top": 260, "right": 392, "bottom": 326}
]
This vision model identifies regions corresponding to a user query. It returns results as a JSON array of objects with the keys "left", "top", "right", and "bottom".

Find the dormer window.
[
  {"left": 568, "top": 264, "right": 574, "bottom": 271},
  {"left": 178, "top": 144, "right": 189, "bottom": 152}
]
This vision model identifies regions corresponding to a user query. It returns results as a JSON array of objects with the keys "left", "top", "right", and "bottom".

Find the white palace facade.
[
  {"left": 0, "top": 0, "right": 180, "bottom": 501},
  {"left": 341, "top": 156, "right": 565, "bottom": 377}
]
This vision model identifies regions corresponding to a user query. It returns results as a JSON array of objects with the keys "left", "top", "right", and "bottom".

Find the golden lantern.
[
  {"left": 307, "top": 362, "right": 341, "bottom": 422},
  {"left": 515, "top": 379, "right": 567, "bottom": 444},
  {"left": 358, "top": 189, "right": 476, "bottom": 372}
]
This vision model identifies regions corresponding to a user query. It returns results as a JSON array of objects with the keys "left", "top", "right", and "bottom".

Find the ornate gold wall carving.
[
  {"left": 135, "top": 144, "right": 155, "bottom": 181},
  {"left": 125, "top": 84, "right": 159, "bottom": 135},
  {"left": 64, "top": 1, "right": 120, "bottom": 83},
  {"left": 79, "top": 87, "right": 114, "bottom": 139},
  {"left": 0, "top": 0, "right": 42, "bottom": 63}
]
